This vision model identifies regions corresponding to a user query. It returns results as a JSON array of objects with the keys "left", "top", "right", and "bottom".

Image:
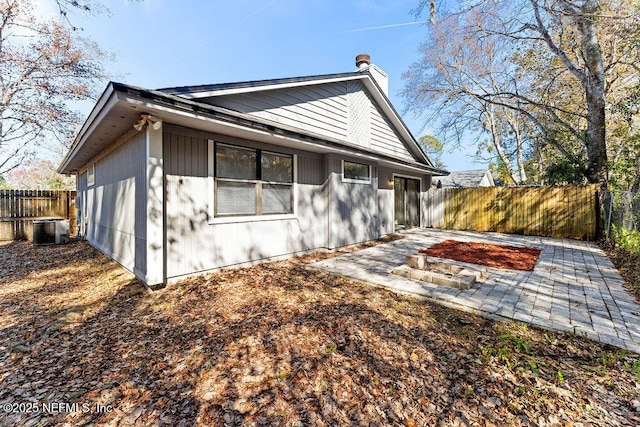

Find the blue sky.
[{"left": 67, "top": 0, "right": 484, "bottom": 171}]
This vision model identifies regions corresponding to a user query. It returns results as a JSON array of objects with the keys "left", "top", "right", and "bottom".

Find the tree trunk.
[
  {"left": 506, "top": 112, "right": 527, "bottom": 184},
  {"left": 580, "top": 0, "right": 608, "bottom": 189},
  {"left": 486, "top": 108, "right": 521, "bottom": 185},
  {"left": 584, "top": 91, "right": 608, "bottom": 187}
]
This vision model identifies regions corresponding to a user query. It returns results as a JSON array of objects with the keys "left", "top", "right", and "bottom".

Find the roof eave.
[
  {"left": 59, "top": 80, "right": 449, "bottom": 177},
  {"left": 157, "top": 72, "right": 365, "bottom": 98},
  {"left": 160, "top": 70, "right": 435, "bottom": 168},
  {"left": 117, "top": 83, "right": 446, "bottom": 174},
  {"left": 358, "top": 72, "right": 435, "bottom": 167},
  {"left": 58, "top": 83, "right": 117, "bottom": 174}
]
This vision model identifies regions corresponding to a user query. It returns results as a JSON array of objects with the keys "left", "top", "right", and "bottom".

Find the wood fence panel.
[
  {"left": 425, "top": 185, "right": 598, "bottom": 240},
  {"left": 0, "top": 190, "right": 77, "bottom": 241}
]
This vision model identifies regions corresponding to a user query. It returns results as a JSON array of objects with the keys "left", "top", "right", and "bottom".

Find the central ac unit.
[
  {"left": 33, "top": 219, "right": 70, "bottom": 245},
  {"left": 54, "top": 219, "right": 70, "bottom": 244}
]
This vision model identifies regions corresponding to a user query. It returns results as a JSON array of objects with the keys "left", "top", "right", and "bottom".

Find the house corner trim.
[{"left": 145, "top": 124, "right": 165, "bottom": 286}]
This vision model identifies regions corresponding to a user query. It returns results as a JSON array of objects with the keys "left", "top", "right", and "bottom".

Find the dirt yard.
[{"left": 0, "top": 239, "right": 639, "bottom": 426}]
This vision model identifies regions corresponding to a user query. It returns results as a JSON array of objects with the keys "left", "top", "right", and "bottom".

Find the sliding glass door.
[{"left": 394, "top": 177, "right": 420, "bottom": 230}]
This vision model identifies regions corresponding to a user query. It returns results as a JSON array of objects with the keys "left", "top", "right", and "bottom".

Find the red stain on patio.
[{"left": 419, "top": 240, "right": 541, "bottom": 271}]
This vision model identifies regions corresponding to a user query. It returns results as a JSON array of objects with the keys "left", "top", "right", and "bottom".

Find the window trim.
[
  {"left": 87, "top": 164, "right": 95, "bottom": 187},
  {"left": 207, "top": 140, "right": 297, "bottom": 224},
  {"left": 341, "top": 159, "right": 371, "bottom": 184}
]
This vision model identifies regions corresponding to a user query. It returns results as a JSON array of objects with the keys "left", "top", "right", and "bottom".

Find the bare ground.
[{"left": 0, "top": 238, "right": 639, "bottom": 427}]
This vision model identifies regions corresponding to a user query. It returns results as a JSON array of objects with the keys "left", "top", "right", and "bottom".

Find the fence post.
[{"left": 608, "top": 190, "right": 613, "bottom": 238}]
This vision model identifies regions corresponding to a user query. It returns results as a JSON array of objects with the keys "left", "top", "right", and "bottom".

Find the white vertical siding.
[
  {"left": 164, "top": 132, "right": 210, "bottom": 278},
  {"left": 378, "top": 189, "right": 394, "bottom": 235},
  {"left": 134, "top": 151, "right": 147, "bottom": 278},
  {"left": 377, "top": 167, "right": 395, "bottom": 236},
  {"left": 83, "top": 132, "right": 146, "bottom": 276},
  {"left": 326, "top": 157, "right": 379, "bottom": 248},
  {"left": 297, "top": 154, "right": 325, "bottom": 185},
  {"left": 77, "top": 171, "right": 87, "bottom": 237}
]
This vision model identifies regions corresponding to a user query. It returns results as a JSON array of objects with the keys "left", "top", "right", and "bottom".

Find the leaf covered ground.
[
  {"left": 0, "top": 238, "right": 639, "bottom": 426},
  {"left": 601, "top": 241, "right": 640, "bottom": 303}
]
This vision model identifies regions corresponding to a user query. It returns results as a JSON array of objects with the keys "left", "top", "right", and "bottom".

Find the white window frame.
[
  {"left": 87, "top": 164, "right": 95, "bottom": 187},
  {"left": 342, "top": 159, "right": 371, "bottom": 184},
  {"left": 207, "top": 140, "right": 297, "bottom": 224}
]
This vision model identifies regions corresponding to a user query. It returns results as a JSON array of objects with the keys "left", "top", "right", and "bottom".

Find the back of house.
[{"left": 58, "top": 55, "right": 446, "bottom": 287}]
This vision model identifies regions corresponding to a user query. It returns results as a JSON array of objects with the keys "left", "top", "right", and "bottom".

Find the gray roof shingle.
[{"left": 434, "top": 169, "right": 494, "bottom": 188}]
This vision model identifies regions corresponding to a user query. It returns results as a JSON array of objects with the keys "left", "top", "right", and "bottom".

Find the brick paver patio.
[{"left": 312, "top": 229, "right": 640, "bottom": 353}]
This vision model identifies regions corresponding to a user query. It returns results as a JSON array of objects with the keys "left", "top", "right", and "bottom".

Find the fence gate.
[{"left": 0, "top": 190, "right": 76, "bottom": 241}]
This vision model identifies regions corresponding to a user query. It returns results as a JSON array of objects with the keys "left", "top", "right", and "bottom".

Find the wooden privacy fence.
[
  {"left": 424, "top": 185, "right": 599, "bottom": 240},
  {"left": 0, "top": 190, "right": 76, "bottom": 241}
]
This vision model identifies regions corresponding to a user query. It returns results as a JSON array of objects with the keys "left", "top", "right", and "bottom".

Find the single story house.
[
  {"left": 434, "top": 169, "right": 495, "bottom": 188},
  {"left": 58, "top": 55, "right": 447, "bottom": 287}
]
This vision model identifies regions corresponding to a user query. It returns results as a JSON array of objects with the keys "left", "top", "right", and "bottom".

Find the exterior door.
[{"left": 394, "top": 177, "right": 420, "bottom": 230}]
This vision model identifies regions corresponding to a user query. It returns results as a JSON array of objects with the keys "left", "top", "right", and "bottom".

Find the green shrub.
[{"left": 611, "top": 225, "right": 640, "bottom": 255}]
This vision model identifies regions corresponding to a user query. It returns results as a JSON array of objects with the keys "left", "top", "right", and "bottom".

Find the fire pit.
[{"left": 392, "top": 254, "right": 486, "bottom": 290}]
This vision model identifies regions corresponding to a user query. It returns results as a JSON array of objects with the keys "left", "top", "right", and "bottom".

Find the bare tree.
[
  {"left": 405, "top": 0, "right": 640, "bottom": 189},
  {"left": 4, "top": 158, "right": 75, "bottom": 189},
  {"left": 0, "top": 0, "right": 107, "bottom": 175},
  {"left": 403, "top": 6, "right": 531, "bottom": 184}
]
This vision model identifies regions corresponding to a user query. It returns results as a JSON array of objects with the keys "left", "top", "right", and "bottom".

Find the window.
[
  {"left": 87, "top": 164, "right": 95, "bottom": 187},
  {"left": 343, "top": 160, "right": 370, "bottom": 183},
  {"left": 215, "top": 143, "right": 293, "bottom": 216}
]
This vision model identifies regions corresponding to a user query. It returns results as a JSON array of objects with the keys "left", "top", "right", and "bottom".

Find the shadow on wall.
[
  {"left": 82, "top": 132, "right": 147, "bottom": 275},
  {"left": 163, "top": 173, "right": 330, "bottom": 280},
  {"left": 92, "top": 176, "right": 136, "bottom": 267},
  {"left": 161, "top": 137, "right": 385, "bottom": 281},
  {"left": 332, "top": 173, "right": 378, "bottom": 247}
]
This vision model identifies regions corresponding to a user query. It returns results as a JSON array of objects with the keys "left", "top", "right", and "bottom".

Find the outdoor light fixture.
[{"left": 133, "top": 113, "right": 162, "bottom": 131}]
